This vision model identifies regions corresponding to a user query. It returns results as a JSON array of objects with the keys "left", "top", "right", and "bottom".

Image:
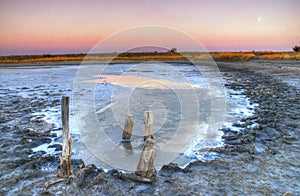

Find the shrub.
[
  {"left": 170, "top": 48, "right": 177, "bottom": 53},
  {"left": 292, "top": 45, "right": 300, "bottom": 52}
]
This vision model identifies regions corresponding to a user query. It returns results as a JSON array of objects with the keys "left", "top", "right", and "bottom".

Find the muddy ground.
[{"left": 0, "top": 60, "right": 299, "bottom": 195}]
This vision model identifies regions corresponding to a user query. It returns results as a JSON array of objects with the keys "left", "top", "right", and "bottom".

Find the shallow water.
[{"left": 0, "top": 63, "right": 258, "bottom": 170}]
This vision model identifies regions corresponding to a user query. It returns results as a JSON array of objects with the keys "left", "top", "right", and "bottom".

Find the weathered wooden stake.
[
  {"left": 144, "top": 111, "right": 154, "bottom": 141},
  {"left": 122, "top": 115, "right": 134, "bottom": 141},
  {"left": 135, "top": 139, "right": 156, "bottom": 178},
  {"left": 60, "top": 96, "right": 72, "bottom": 177}
]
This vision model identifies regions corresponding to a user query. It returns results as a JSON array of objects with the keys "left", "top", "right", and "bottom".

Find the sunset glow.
[{"left": 0, "top": 0, "right": 299, "bottom": 55}]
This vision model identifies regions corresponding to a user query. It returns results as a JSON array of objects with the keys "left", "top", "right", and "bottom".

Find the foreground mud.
[{"left": 0, "top": 60, "right": 299, "bottom": 195}]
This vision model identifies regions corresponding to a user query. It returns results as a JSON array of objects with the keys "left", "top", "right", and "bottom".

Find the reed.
[{"left": 0, "top": 52, "right": 299, "bottom": 64}]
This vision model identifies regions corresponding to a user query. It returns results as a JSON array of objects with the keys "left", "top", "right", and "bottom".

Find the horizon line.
[{"left": 0, "top": 50, "right": 297, "bottom": 57}]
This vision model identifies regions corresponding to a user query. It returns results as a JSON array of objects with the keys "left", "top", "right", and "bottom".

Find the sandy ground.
[{"left": 0, "top": 59, "right": 299, "bottom": 195}]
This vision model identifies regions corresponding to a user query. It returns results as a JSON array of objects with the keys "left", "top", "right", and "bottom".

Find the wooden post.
[
  {"left": 135, "top": 139, "right": 156, "bottom": 178},
  {"left": 122, "top": 115, "right": 134, "bottom": 141},
  {"left": 144, "top": 111, "right": 154, "bottom": 141},
  {"left": 60, "top": 96, "right": 72, "bottom": 177}
]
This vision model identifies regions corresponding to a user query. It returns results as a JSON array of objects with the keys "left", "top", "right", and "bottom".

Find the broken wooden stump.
[
  {"left": 144, "top": 111, "right": 154, "bottom": 141},
  {"left": 60, "top": 96, "right": 72, "bottom": 177},
  {"left": 44, "top": 178, "right": 67, "bottom": 190},
  {"left": 135, "top": 138, "right": 156, "bottom": 178},
  {"left": 115, "top": 172, "right": 153, "bottom": 183},
  {"left": 122, "top": 115, "right": 134, "bottom": 141}
]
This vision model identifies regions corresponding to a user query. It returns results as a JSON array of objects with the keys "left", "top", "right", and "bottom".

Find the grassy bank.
[{"left": 0, "top": 52, "right": 299, "bottom": 64}]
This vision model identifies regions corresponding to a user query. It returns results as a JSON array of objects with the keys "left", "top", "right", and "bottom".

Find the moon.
[{"left": 257, "top": 17, "right": 261, "bottom": 23}]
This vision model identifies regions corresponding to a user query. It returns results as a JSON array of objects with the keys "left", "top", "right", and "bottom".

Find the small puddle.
[{"left": 21, "top": 63, "right": 259, "bottom": 170}]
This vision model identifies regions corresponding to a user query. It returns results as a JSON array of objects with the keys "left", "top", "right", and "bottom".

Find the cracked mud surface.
[{"left": 0, "top": 60, "right": 299, "bottom": 195}]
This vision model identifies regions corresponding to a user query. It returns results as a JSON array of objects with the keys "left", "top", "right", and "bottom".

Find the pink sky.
[{"left": 0, "top": 0, "right": 299, "bottom": 55}]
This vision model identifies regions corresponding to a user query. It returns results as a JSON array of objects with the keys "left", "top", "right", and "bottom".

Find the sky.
[{"left": 0, "top": 0, "right": 299, "bottom": 55}]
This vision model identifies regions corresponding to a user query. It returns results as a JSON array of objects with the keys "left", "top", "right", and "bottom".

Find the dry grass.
[
  {"left": 253, "top": 51, "right": 300, "bottom": 59},
  {"left": 0, "top": 52, "right": 299, "bottom": 64},
  {"left": 210, "top": 52, "right": 300, "bottom": 61}
]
